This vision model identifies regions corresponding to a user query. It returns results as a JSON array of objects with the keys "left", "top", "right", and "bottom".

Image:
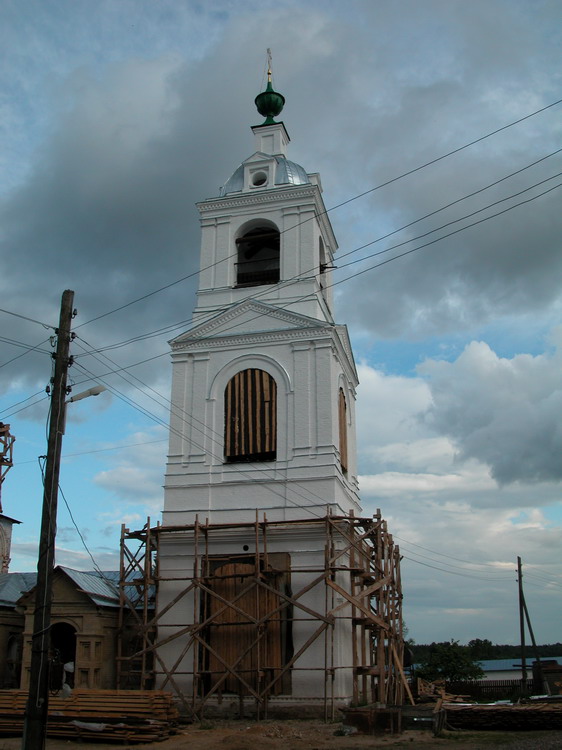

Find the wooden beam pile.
[
  {"left": 446, "top": 702, "right": 562, "bottom": 731},
  {"left": 416, "top": 677, "right": 472, "bottom": 704},
  {"left": 0, "top": 689, "right": 178, "bottom": 742}
]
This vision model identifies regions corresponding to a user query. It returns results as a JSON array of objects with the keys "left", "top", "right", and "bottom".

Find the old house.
[{"left": 0, "top": 567, "right": 126, "bottom": 691}]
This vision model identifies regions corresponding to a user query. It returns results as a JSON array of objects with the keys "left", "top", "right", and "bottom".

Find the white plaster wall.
[
  {"left": 193, "top": 182, "right": 336, "bottom": 325},
  {"left": 156, "top": 526, "right": 356, "bottom": 701},
  {"left": 163, "top": 324, "right": 360, "bottom": 525}
]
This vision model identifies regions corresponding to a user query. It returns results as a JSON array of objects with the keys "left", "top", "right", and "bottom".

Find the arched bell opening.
[{"left": 235, "top": 224, "right": 280, "bottom": 287}]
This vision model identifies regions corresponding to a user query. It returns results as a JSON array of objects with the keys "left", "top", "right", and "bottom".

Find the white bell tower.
[
  {"left": 163, "top": 78, "right": 360, "bottom": 526},
  {"left": 156, "top": 73, "right": 374, "bottom": 712}
]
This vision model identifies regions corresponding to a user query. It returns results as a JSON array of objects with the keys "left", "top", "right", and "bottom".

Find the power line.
[
  {"left": 6, "top": 147, "right": 558, "bottom": 372},
  {"left": 71, "top": 346, "right": 340, "bottom": 521},
  {"left": 74, "top": 99, "right": 562, "bottom": 331},
  {"left": 0, "top": 336, "right": 53, "bottom": 371},
  {"left": 1, "top": 395, "right": 48, "bottom": 420},
  {"left": 73, "top": 165, "right": 561, "bottom": 364},
  {"left": 0, "top": 308, "right": 55, "bottom": 330},
  {"left": 396, "top": 541, "right": 514, "bottom": 577},
  {"left": 394, "top": 534, "right": 512, "bottom": 570},
  {"left": 401, "top": 554, "right": 515, "bottom": 581},
  {"left": 0, "top": 337, "right": 52, "bottom": 355},
  {"left": 333, "top": 182, "right": 562, "bottom": 288},
  {"left": 15, "top": 438, "right": 168, "bottom": 466},
  {"left": 321, "top": 99, "right": 562, "bottom": 217},
  {"left": 336, "top": 172, "right": 562, "bottom": 273}
]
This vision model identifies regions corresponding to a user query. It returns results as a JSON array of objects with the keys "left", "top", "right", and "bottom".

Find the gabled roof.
[
  {"left": 170, "top": 298, "right": 334, "bottom": 347},
  {"left": 0, "top": 568, "right": 122, "bottom": 609},
  {"left": 61, "top": 568, "right": 120, "bottom": 608}
]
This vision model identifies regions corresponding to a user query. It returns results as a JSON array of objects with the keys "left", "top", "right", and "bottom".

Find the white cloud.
[
  {"left": 418, "top": 334, "right": 562, "bottom": 483},
  {"left": 354, "top": 355, "right": 562, "bottom": 642}
]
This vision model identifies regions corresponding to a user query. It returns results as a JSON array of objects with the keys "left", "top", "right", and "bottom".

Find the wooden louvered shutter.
[
  {"left": 339, "top": 388, "right": 348, "bottom": 473},
  {"left": 224, "top": 369, "right": 277, "bottom": 461}
]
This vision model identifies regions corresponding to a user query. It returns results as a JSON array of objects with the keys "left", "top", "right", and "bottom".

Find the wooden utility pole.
[
  {"left": 517, "top": 555, "right": 549, "bottom": 696},
  {"left": 517, "top": 556, "right": 527, "bottom": 692},
  {"left": 22, "top": 290, "right": 74, "bottom": 750}
]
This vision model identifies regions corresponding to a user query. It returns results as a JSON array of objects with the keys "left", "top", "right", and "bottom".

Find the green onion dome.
[{"left": 255, "top": 80, "right": 285, "bottom": 125}]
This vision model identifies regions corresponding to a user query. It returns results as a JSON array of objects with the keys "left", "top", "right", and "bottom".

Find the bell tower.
[
  {"left": 163, "top": 74, "right": 360, "bottom": 526},
  {"left": 152, "top": 73, "right": 401, "bottom": 716}
]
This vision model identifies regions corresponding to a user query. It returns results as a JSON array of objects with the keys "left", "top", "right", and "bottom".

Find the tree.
[
  {"left": 416, "top": 640, "right": 485, "bottom": 682},
  {"left": 468, "top": 638, "right": 494, "bottom": 660}
]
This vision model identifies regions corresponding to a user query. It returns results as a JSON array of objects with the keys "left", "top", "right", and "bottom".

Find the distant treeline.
[{"left": 410, "top": 639, "right": 562, "bottom": 663}]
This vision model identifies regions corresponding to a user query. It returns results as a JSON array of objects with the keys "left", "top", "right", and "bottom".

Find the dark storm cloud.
[{"left": 1, "top": 0, "right": 560, "bottom": 395}]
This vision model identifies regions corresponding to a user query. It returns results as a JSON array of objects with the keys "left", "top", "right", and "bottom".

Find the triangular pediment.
[
  {"left": 171, "top": 299, "right": 331, "bottom": 347},
  {"left": 243, "top": 150, "right": 272, "bottom": 165}
]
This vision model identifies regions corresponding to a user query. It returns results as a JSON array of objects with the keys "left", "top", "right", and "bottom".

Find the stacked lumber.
[
  {"left": 0, "top": 689, "right": 179, "bottom": 742},
  {"left": 446, "top": 702, "right": 562, "bottom": 731},
  {"left": 416, "top": 678, "right": 472, "bottom": 704}
]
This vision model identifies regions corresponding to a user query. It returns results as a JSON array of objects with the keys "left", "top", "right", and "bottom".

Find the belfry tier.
[{"left": 192, "top": 120, "right": 336, "bottom": 324}]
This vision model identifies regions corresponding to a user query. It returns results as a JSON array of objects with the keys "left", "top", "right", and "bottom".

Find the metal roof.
[
  {"left": 220, "top": 154, "right": 310, "bottom": 196},
  {"left": 61, "top": 568, "right": 120, "bottom": 608},
  {"left": 0, "top": 572, "right": 36, "bottom": 606},
  {"left": 479, "top": 657, "right": 562, "bottom": 672}
]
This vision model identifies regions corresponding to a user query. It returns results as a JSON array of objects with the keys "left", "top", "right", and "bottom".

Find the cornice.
[
  {"left": 197, "top": 185, "right": 318, "bottom": 213},
  {"left": 334, "top": 325, "right": 359, "bottom": 385},
  {"left": 171, "top": 324, "right": 336, "bottom": 353},
  {"left": 172, "top": 298, "right": 331, "bottom": 345}
]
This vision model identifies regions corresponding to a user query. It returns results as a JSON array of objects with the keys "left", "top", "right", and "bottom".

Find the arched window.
[
  {"left": 236, "top": 226, "right": 280, "bottom": 286},
  {"left": 338, "top": 388, "right": 348, "bottom": 474},
  {"left": 225, "top": 369, "right": 277, "bottom": 462}
]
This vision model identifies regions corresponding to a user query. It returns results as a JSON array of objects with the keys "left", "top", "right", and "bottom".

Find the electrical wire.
[
  {"left": 57, "top": 481, "right": 113, "bottom": 580},
  {"left": 401, "top": 554, "right": 516, "bottom": 581},
  {"left": 0, "top": 336, "right": 53, "bottom": 371},
  {"left": 73, "top": 161, "right": 562, "bottom": 361},
  {"left": 4, "top": 146, "right": 558, "bottom": 375},
  {"left": 71, "top": 348, "right": 342, "bottom": 521},
  {"left": 15, "top": 438, "right": 167, "bottom": 466},
  {"left": 396, "top": 542, "right": 514, "bottom": 577},
  {"left": 332, "top": 181, "right": 562, "bottom": 288},
  {"left": 0, "top": 308, "right": 55, "bottom": 329},
  {"left": 336, "top": 172, "right": 562, "bottom": 272},
  {"left": 394, "top": 534, "right": 514, "bottom": 570},
  {"left": 0, "top": 395, "right": 49, "bottom": 420},
  {"left": 73, "top": 99, "right": 562, "bottom": 331},
  {"left": 0, "top": 336, "right": 52, "bottom": 355}
]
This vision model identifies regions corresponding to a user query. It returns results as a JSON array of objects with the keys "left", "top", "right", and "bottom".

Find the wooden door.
[{"left": 204, "top": 558, "right": 286, "bottom": 695}]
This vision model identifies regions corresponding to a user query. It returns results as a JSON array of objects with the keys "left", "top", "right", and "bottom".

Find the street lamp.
[{"left": 67, "top": 385, "right": 107, "bottom": 403}]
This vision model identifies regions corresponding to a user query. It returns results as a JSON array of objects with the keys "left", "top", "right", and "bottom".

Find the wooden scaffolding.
[{"left": 116, "top": 511, "right": 407, "bottom": 719}]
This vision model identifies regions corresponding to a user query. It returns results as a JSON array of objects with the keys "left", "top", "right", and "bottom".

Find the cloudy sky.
[{"left": 1, "top": 0, "right": 561, "bottom": 646}]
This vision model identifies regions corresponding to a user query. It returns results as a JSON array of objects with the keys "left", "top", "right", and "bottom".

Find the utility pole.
[
  {"left": 517, "top": 556, "right": 527, "bottom": 692},
  {"left": 517, "top": 555, "right": 549, "bottom": 696},
  {"left": 22, "top": 290, "right": 74, "bottom": 750}
]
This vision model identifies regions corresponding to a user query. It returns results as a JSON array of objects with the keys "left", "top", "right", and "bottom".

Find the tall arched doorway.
[
  {"left": 50, "top": 622, "right": 76, "bottom": 689},
  {"left": 5, "top": 635, "right": 22, "bottom": 688}
]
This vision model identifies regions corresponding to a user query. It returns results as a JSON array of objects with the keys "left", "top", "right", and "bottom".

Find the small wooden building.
[{"left": 0, "top": 566, "right": 125, "bottom": 691}]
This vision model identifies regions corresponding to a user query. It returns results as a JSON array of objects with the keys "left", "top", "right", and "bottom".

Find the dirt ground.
[{"left": 3, "top": 722, "right": 562, "bottom": 750}]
